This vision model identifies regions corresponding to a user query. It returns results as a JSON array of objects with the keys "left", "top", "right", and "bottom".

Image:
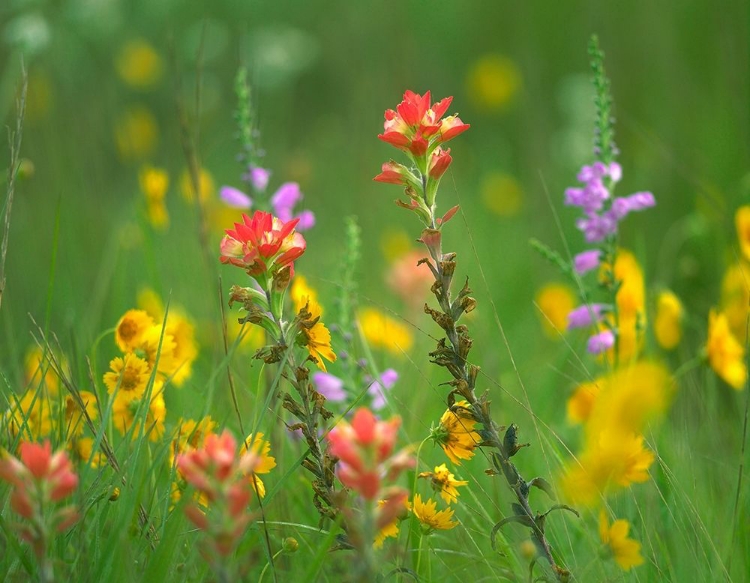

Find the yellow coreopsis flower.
[
  {"left": 584, "top": 361, "right": 672, "bottom": 440},
  {"left": 599, "top": 510, "right": 645, "bottom": 571},
  {"left": 431, "top": 401, "right": 480, "bottom": 465},
  {"left": 112, "top": 388, "right": 166, "bottom": 442},
  {"left": 24, "top": 346, "right": 61, "bottom": 395},
  {"left": 412, "top": 494, "right": 458, "bottom": 531},
  {"left": 600, "top": 250, "right": 646, "bottom": 363},
  {"left": 103, "top": 354, "right": 151, "bottom": 398},
  {"left": 566, "top": 379, "right": 601, "bottom": 425},
  {"left": 535, "top": 282, "right": 576, "bottom": 339},
  {"left": 74, "top": 436, "right": 106, "bottom": 468},
  {"left": 5, "top": 390, "right": 53, "bottom": 440},
  {"left": 654, "top": 290, "right": 683, "bottom": 350},
  {"left": 418, "top": 464, "right": 468, "bottom": 504},
  {"left": 560, "top": 429, "right": 654, "bottom": 506},
  {"left": 115, "top": 39, "right": 163, "bottom": 88},
  {"left": 358, "top": 307, "right": 414, "bottom": 355},
  {"left": 139, "top": 165, "right": 169, "bottom": 229},
  {"left": 64, "top": 391, "right": 98, "bottom": 439},
  {"left": 242, "top": 432, "right": 277, "bottom": 498},
  {"left": 720, "top": 262, "right": 750, "bottom": 342},
  {"left": 299, "top": 298, "right": 336, "bottom": 372},
  {"left": 291, "top": 275, "right": 319, "bottom": 313},
  {"left": 136, "top": 325, "right": 179, "bottom": 379},
  {"left": 115, "top": 309, "right": 155, "bottom": 352},
  {"left": 706, "top": 309, "right": 747, "bottom": 390}
]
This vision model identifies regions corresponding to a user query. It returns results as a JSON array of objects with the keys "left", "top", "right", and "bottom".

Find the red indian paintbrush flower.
[
  {"left": 378, "top": 90, "right": 469, "bottom": 157},
  {"left": 0, "top": 440, "right": 78, "bottom": 520},
  {"left": 327, "top": 408, "right": 411, "bottom": 500},
  {"left": 219, "top": 210, "right": 306, "bottom": 278}
]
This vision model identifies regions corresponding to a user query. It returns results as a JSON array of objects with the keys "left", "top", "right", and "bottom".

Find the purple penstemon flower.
[
  {"left": 243, "top": 166, "right": 271, "bottom": 192},
  {"left": 271, "top": 182, "right": 316, "bottom": 231},
  {"left": 220, "top": 186, "right": 253, "bottom": 208},
  {"left": 567, "top": 304, "right": 608, "bottom": 330},
  {"left": 312, "top": 372, "right": 347, "bottom": 402},
  {"left": 587, "top": 330, "right": 615, "bottom": 354},
  {"left": 565, "top": 161, "right": 654, "bottom": 244},
  {"left": 367, "top": 369, "right": 399, "bottom": 410},
  {"left": 573, "top": 249, "right": 601, "bottom": 275}
]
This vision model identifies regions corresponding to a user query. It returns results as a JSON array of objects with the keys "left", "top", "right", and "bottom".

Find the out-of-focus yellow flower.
[
  {"left": 300, "top": 298, "right": 336, "bottom": 371},
  {"left": 535, "top": 282, "right": 576, "bottom": 339},
  {"left": 115, "top": 39, "right": 163, "bottom": 88},
  {"left": 115, "top": 309, "right": 155, "bottom": 352},
  {"left": 381, "top": 229, "right": 413, "bottom": 262},
  {"left": 358, "top": 307, "right": 414, "bottom": 355},
  {"left": 599, "top": 510, "right": 645, "bottom": 571},
  {"left": 74, "top": 436, "right": 106, "bottom": 468},
  {"left": 466, "top": 54, "right": 521, "bottom": 111},
  {"left": 412, "top": 494, "right": 458, "bottom": 531},
  {"left": 136, "top": 289, "right": 199, "bottom": 387},
  {"left": 5, "top": 390, "right": 53, "bottom": 440},
  {"left": 720, "top": 263, "right": 750, "bottom": 342},
  {"left": 112, "top": 388, "right": 166, "bottom": 442},
  {"left": 24, "top": 346, "right": 60, "bottom": 395},
  {"left": 26, "top": 69, "right": 53, "bottom": 122},
  {"left": 114, "top": 105, "right": 158, "bottom": 161},
  {"left": 584, "top": 361, "right": 673, "bottom": 440},
  {"left": 600, "top": 250, "right": 646, "bottom": 364},
  {"left": 654, "top": 290, "right": 683, "bottom": 350},
  {"left": 180, "top": 167, "right": 215, "bottom": 203},
  {"left": 64, "top": 391, "right": 98, "bottom": 438},
  {"left": 291, "top": 275, "right": 319, "bottom": 313},
  {"left": 418, "top": 464, "right": 468, "bottom": 504},
  {"left": 170, "top": 416, "right": 217, "bottom": 467},
  {"left": 560, "top": 429, "right": 654, "bottom": 506},
  {"left": 566, "top": 379, "right": 601, "bottom": 425},
  {"left": 139, "top": 165, "right": 169, "bottom": 230},
  {"left": 137, "top": 325, "right": 178, "bottom": 378},
  {"left": 480, "top": 172, "right": 523, "bottom": 217},
  {"left": 431, "top": 401, "right": 480, "bottom": 465},
  {"left": 226, "top": 317, "right": 266, "bottom": 352},
  {"left": 706, "top": 309, "right": 747, "bottom": 390}
]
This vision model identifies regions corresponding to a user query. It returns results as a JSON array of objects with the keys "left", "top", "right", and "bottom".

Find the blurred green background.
[{"left": 1, "top": 1, "right": 749, "bottom": 579}]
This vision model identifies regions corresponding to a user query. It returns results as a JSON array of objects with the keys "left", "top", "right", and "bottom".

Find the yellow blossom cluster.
[
  {"left": 357, "top": 307, "right": 414, "bottom": 355},
  {"left": 102, "top": 297, "right": 198, "bottom": 442}
]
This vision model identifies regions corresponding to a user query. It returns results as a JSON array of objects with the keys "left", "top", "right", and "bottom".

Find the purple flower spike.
[
  {"left": 312, "top": 372, "right": 346, "bottom": 402},
  {"left": 567, "top": 304, "right": 607, "bottom": 330},
  {"left": 367, "top": 368, "right": 399, "bottom": 410},
  {"left": 220, "top": 186, "right": 253, "bottom": 208},
  {"left": 574, "top": 249, "right": 601, "bottom": 275},
  {"left": 247, "top": 167, "right": 271, "bottom": 192},
  {"left": 587, "top": 330, "right": 615, "bottom": 354},
  {"left": 271, "top": 182, "right": 303, "bottom": 222}
]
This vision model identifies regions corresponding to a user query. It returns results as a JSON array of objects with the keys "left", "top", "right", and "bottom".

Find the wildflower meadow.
[{"left": 1, "top": 3, "right": 748, "bottom": 582}]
